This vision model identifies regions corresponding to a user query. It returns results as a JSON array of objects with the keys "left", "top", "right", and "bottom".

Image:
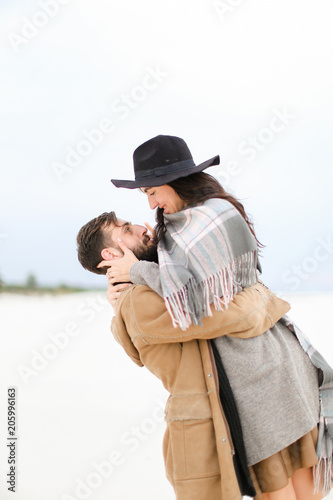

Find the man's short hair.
[{"left": 76, "top": 212, "right": 119, "bottom": 275}]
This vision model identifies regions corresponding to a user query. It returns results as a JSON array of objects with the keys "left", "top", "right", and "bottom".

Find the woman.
[{"left": 106, "top": 135, "right": 332, "bottom": 499}]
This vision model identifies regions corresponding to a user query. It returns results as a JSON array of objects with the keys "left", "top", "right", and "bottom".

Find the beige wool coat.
[{"left": 111, "top": 283, "right": 290, "bottom": 500}]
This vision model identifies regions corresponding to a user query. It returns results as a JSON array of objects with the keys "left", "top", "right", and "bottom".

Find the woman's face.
[{"left": 141, "top": 184, "right": 186, "bottom": 214}]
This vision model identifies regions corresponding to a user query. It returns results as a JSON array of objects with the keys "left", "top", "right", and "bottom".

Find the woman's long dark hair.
[{"left": 154, "top": 172, "right": 264, "bottom": 249}]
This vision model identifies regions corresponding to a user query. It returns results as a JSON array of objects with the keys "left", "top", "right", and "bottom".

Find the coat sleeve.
[
  {"left": 129, "top": 261, "right": 163, "bottom": 296},
  {"left": 111, "top": 304, "right": 144, "bottom": 367},
  {"left": 114, "top": 283, "right": 290, "bottom": 345}
]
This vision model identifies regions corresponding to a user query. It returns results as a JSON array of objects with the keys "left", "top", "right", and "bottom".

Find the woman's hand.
[
  {"left": 107, "top": 281, "right": 131, "bottom": 312},
  {"left": 97, "top": 239, "right": 138, "bottom": 283}
]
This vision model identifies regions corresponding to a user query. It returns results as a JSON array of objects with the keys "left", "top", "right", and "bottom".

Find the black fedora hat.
[{"left": 111, "top": 135, "right": 220, "bottom": 189}]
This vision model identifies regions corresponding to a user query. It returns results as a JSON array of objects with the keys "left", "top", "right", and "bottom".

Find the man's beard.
[
  {"left": 132, "top": 236, "right": 158, "bottom": 263},
  {"left": 111, "top": 237, "right": 158, "bottom": 286}
]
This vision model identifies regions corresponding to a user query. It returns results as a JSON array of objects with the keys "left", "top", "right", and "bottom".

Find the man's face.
[{"left": 104, "top": 219, "right": 158, "bottom": 262}]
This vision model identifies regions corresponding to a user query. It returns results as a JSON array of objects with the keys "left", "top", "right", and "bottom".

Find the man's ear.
[{"left": 101, "top": 247, "right": 120, "bottom": 261}]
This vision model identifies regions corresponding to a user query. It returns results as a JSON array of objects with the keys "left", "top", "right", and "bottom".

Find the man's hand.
[
  {"left": 107, "top": 281, "right": 131, "bottom": 312},
  {"left": 97, "top": 239, "right": 138, "bottom": 283}
]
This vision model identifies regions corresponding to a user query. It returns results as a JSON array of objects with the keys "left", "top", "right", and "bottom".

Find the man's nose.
[{"left": 134, "top": 225, "right": 147, "bottom": 237}]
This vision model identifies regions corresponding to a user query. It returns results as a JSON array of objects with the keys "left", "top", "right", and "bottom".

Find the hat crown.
[
  {"left": 110, "top": 134, "right": 220, "bottom": 188},
  {"left": 133, "top": 135, "right": 193, "bottom": 176}
]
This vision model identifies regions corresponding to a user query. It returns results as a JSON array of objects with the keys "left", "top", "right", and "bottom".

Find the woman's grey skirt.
[{"left": 213, "top": 317, "right": 320, "bottom": 466}]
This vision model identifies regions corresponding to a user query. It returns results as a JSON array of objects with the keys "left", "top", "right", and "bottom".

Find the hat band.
[{"left": 135, "top": 159, "right": 196, "bottom": 181}]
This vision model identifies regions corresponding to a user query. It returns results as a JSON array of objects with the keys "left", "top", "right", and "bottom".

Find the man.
[{"left": 77, "top": 212, "right": 290, "bottom": 500}]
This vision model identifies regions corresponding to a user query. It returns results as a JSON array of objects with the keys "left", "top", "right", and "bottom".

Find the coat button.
[
  {"left": 222, "top": 438, "right": 226, "bottom": 442},
  {"left": 208, "top": 373, "right": 212, "bottom": 377}
]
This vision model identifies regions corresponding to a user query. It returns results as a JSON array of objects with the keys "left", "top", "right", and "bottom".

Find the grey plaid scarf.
[
  {"left": 157, "top": 198, "right": 260, "bottom": 330},
  {"left": 158, "top": 197, "right": 333, "bottom": 496}
]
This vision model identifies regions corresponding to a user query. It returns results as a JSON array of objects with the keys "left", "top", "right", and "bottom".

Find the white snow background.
[{"left": 0, "top": 292, "right": 332, "bottom": 500}]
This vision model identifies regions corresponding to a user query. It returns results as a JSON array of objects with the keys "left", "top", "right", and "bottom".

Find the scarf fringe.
[
  {"left": 164, "top": 251, "right": 258, "bottom": 330},
  {"left": 313, "top": 414, "right": 333, "bottom": 496},
  {"left": 313, "top": 456, "right": 333, "bottom": 496}
]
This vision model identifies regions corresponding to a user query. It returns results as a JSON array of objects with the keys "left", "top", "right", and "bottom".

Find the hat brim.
[{"left": 111, "top": 155, "right": 220, "bottom": 189}]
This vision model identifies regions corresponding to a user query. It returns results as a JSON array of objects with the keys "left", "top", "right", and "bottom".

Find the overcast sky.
[{"left": 1, "top": 0, "right": 332, "bottom": 292}]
